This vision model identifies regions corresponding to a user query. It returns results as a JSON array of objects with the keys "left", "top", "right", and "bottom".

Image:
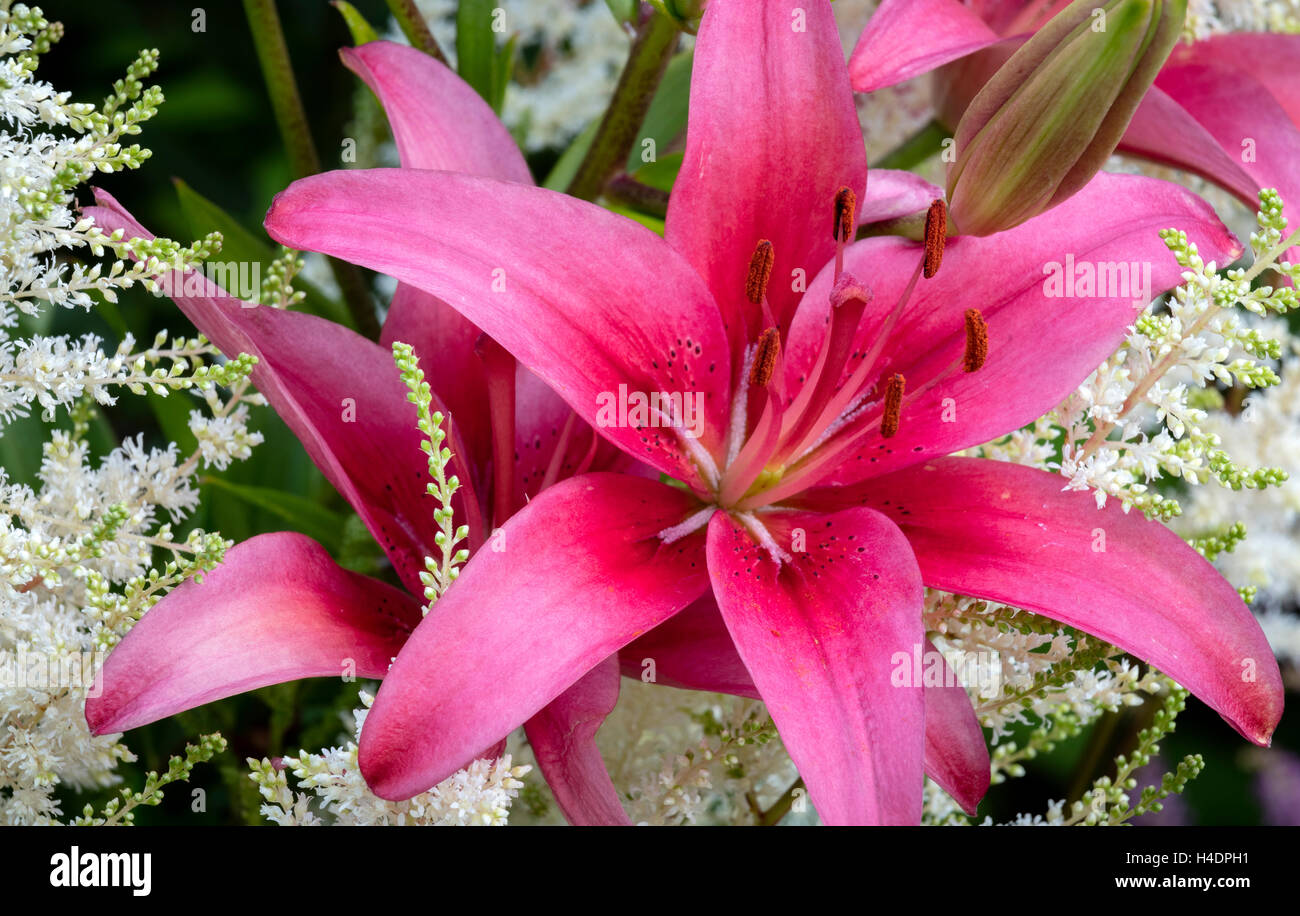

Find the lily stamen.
[
  {"left": 746, "top": 237, "right": 775, "bottom": 299},
  {"left": 963, "top": 308, "right": 988, "bottom": 373},
  {"left": 881, "top": 372, "right": 905, "bottom": 438},
  {"left": 749, "top": 326, "right": 782, "bottom": 388},
  {"left": 747, "top": 238, "right": 779, "bottom": 331},
  {"left": 833, "top": 186, "right": 857, "bottom": 278},
  {"left": 923, "top": 199, "right": 947, "bottom": 279}
]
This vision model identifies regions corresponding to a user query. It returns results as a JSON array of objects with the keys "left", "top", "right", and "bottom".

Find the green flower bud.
[{"left": 946, "top": 0, "right": 1186, "bottom": 237}]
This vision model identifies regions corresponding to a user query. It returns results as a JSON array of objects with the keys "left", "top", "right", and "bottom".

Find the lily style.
[
  {"left": 852, "top": 0, "right": 1300, "bottom": 244},
  {"left": 263, "top": 0, "right": 1282, "bottom": 824},
  {"left": 82, "top": 41, "right": 637, "bottom": 825}
]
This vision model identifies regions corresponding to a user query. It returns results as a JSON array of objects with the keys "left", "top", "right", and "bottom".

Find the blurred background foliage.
[{"left": 30, "top": 0, "right": 1298, "bottom": 825}]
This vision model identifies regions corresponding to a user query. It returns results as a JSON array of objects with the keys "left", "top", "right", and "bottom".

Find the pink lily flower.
[
  {"left": 264, "top": 0, "right": 1281, "bottom": 824},
  {"left": 851, "top": 0, "right": 1300, "bottom": 245},
  {"left": 82, "top": 42, "right": 633, "bottom": 824},
  {"left": 80, "top": 40, "right": 979, "bottom": 825}
]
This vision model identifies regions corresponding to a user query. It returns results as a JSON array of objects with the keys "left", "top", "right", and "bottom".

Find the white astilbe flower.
[
  {"left": 1044, "top": 192, "right": 1298, "bottom": 520},
  {"left": 923, "top": 592, "right": 1164, "bottom": 743},
  {"left": 1185, "top": 0, "right": 1300, "bottom": 39},
  {"left": 592, "top": 679, "right": 798, "bottom": 825},
  {"left": 248, "top": 692, "right": 531, "bottom": 826},
  {"left": 1175, "top": 349, "right": 1300, "bottom": 664},
  {"left": 0, "top": 4, "right": 256, "bottom": 823},
  {"left": 187, "top": 399, "right": 264, "bottom": 471},
  {"left": 1258, "top": 609, "right": 1300, "bottom": 670}
]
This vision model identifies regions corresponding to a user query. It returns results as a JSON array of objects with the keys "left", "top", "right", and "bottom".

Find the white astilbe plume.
[
  {"left": 0, "top": 3, "right": 257, "bottom": 823},
  {"left": 592, "top": 680, "right": 798, "bottom": 826},
  {"left": 1185, "top": 0, "right": 1300, "bottom": 39},
  {"left": 248, "top": 691, "right": 531, "bottom": 826},
  {"left": 1175, "top": 347, "right": 1300, "bottom": 666}
]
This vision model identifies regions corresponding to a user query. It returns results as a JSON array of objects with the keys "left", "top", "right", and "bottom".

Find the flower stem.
[
  {"left": 759, "top": 777, "right": 804, "bottom": 826},
  {"left": 385, "top": 0, "right": 449, "bottom": 63},
  {"left": 242, "top": 0, "right": 380, "bottom": 339},
  {"left": 566, "top": 10, "right": 679, "bottom": 202},
  {"left": 604, "top": 174, "right": 670, "bottom": 218}
]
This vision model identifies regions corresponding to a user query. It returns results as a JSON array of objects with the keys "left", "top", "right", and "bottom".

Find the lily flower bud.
[{"left": 945, "top": 0, "right": 1186, "bottom": 237}]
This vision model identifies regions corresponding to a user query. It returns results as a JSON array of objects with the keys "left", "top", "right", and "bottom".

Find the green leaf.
[
  {"left": 172, "top": 178, "right": 355, "bottom": 330},
  {"left": 94, "top": 297, "right": 131, "bottom": 342},
  {"left": 331, "top": 0, "right": 379, "bottom": 45},
  {"left": 544, "top": 119, "right": 600, "bottom": 191},
  {"left": 336, "top": 512, "right": 388, "bottom": 576},
  {"left": 605, "top": 203, "right": 665, "bottom": 236},
  {"left": 0, "top": 412, "right": 47, "bottom": 488},
  {"left": 627, "top": 48, "right": 693, "bottom": 172},
  {"left": 457, "top": 0, "right": 499, "bottom": 110},
  {"left": 491, "top": 34, "right": 517, "bottom": 115},
  {"left": 149, "top": 386, "right": 198, "bottom": 455},
  {"left": 201, "top": 476, "right": 346, "bottom": 550},
  {"left": 632, "top": 151, "right": 683, "bottom": 192}
]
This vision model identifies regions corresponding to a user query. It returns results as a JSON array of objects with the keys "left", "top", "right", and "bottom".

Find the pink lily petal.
[
  {"left": 379, "top": 281, "right": 493, "bottom": 489},
  {"left": 1169, "top": 33, "right": 1300, "bottom": 126},
  {"left": 359, "top": 473, "right": 711, "bottom": 800},
  {"left": 382, "top": 298, "right": 610, "bottom": 508},
  {"left": 621, "top": 595, "right": 761, "bottom": 698},
  {"left": 667, "top": 0, "right": 866, "bottom": 350},
  {"left": 784, "top": 172, "right": 1241, "bottom": 486},
  {"left": 86, "top": 532, "right": 420, "bottom": 735},
  {"left": 352, "top": 37, "right": 539, "bottom": 478},
  {"left": 524, "top": 656, "right": 632, "bottom": 826},
  {"left": 923, "top": 661, "right": 989, "bottom": 816},
  {"left": 803, "top": 457, "right": 1284, "bottom": 746},
  {"left": 1121, "top": 86, "right": 1260, "bottom": 204},
  {"left": 857, "top": 169, "right": 944, "bottom": 226},
  {"left": 85, "top": 190, "right": 481, "bottom": 591},
  {"left": 512, "top": 368, "right": 619, "bottom": 504},
  {"left": 967, "top": 0, "right": 1057, "bottom": 35},
  {"left": 706, "top": 507, "right": 925, "bottom": 825},
  {"left": 266, "top": 169, "right": 733, "bottom": 483},
  {"left": 623, "top": 601, "right": 989, "bottom": 815},
  {"left": 1154, "top": 60, "right": 1300, "bottom": 245},
  {"left": 848, "top": 0, "right": 1000, "bottom": 92},
  {"left": 341, "top": 39, "right": 532, "bottom": 183}
]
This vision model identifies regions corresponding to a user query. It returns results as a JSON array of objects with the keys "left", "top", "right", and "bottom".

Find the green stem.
[
  {"left": 566, "top": 10, "right": 679, "bottom": 202},
  {"left": 243, "top": 0, "right": 319, "bottom": 179},
  {"left": 386, "top": 0, "right": 449, "bottom": 63},
  {"left": 604, "top": 174, "right": 670, "bottom": 218},
  {"left": 242, "top": 0, "right": 379, "bottom": 339},
  {"left": 759, "top": 777, "right": 804, "bottom": 826}
]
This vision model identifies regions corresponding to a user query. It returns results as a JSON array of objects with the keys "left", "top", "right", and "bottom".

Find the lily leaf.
[
  {"left": 544, "top": 119, "right": 599, "bottom": 191},
  {"left": 201, "top": 475, "right": 346, "bottom": 551},
  {"left": 457, "top": 0, "right": 505, "bottom": 112},
  {"left": 627, "top": 48, "right": 693, "bottom": 172},
  {"left": 173, "top": 178, "right": 355, "bottom": 330}
]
